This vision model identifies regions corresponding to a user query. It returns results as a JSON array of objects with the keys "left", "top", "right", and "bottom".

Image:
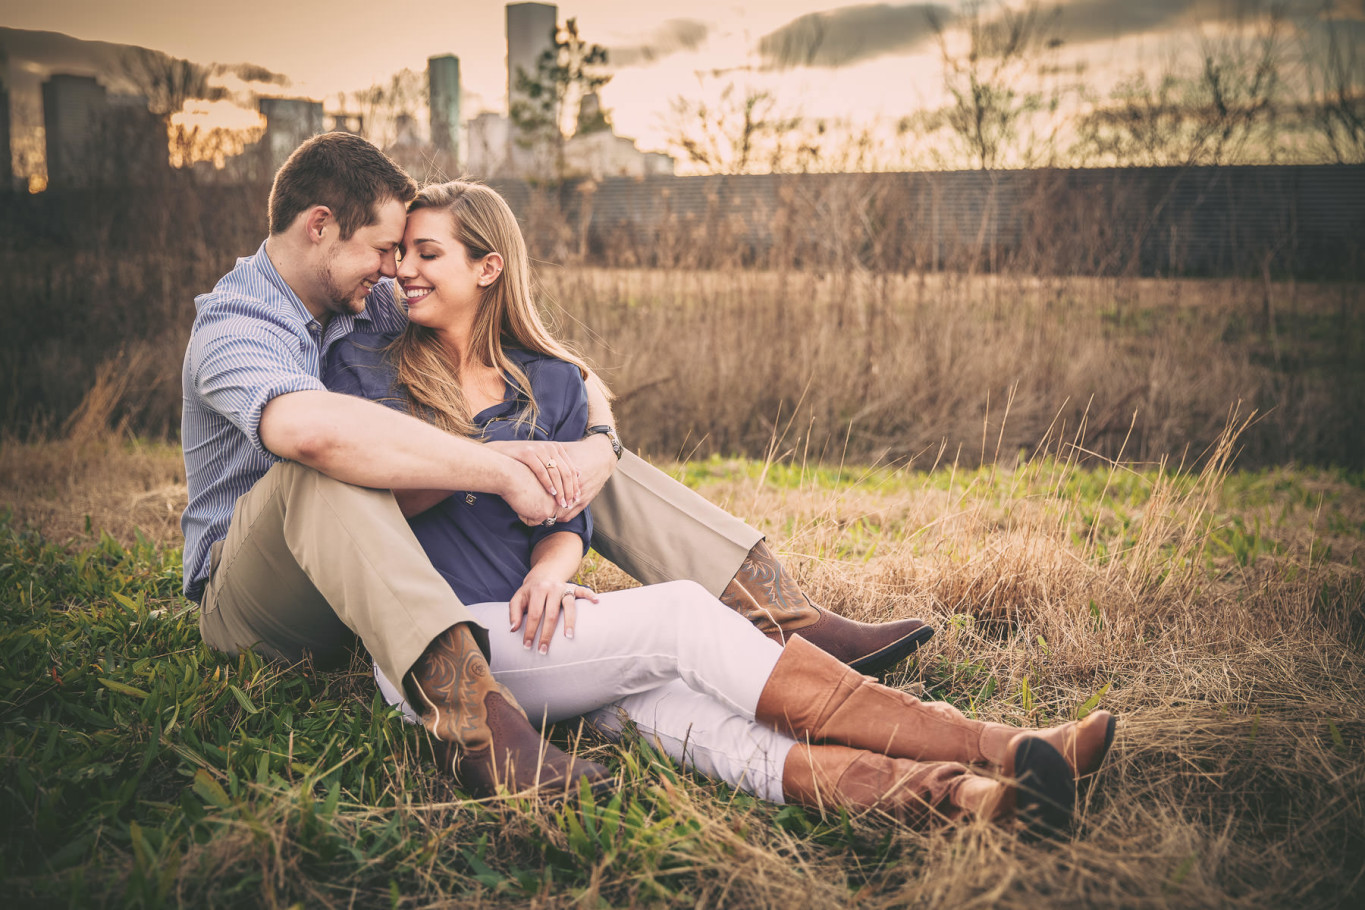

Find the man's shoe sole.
[
  {"left": 847, "top": 624, "right": 936, "bottom": 675},
  {"left": 1012, "top": 738, "right": 1075, "bottom": 842}
]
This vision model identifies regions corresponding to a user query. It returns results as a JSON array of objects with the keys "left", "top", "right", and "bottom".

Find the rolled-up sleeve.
[{"left": 188, "top": 312, "right": 324, "bottom": 459}]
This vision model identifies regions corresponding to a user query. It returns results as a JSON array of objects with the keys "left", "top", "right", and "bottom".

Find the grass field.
[
  {"left": 5, "top": 260, "right": 1363, "bottom": 470},
  {"left": 2, "top": 425, "right": 1362, "bottom": 907}
]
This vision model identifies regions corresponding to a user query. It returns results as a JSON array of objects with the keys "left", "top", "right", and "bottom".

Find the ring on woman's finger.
[
  {"left": 562, "top": 585, "right": 576, "bottom": 599},
  {"left": 542, "top": 517, "right": 555, "bottom": 526},
  {"left": 545, "top": 459, "right": 557, "bottom": 469}
]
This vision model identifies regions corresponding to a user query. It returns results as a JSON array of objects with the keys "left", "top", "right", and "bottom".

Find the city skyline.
[{"left": 3, "top": 0, "right": 1362, "bottom": 178}]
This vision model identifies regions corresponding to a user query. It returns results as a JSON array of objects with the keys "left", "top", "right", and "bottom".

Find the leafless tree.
[
  {"left": 510, "top": 17, "right": 612, "bottom": 180},
  {"left": 665, "top": 79, "right": 809, "bottom": 174},
  {"left": 1074, "top": 2, "right": 1289, "bottom": 166},
  {"left": 118, "top": 47, "right": 230, "bottom": 171},
  {"left": 347, "top": 68, "right": 426, "bottom": 151},
  {"left": 928, "top": 0, "right": 1063, "bottom": 170},
  {"left": 1301, "top": 4, "right": 1365, "bottom": 163}
]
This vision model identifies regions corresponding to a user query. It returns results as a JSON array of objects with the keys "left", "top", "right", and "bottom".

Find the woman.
[{"left": 323, "top": 180, "right": 1115, "bottom": 836}]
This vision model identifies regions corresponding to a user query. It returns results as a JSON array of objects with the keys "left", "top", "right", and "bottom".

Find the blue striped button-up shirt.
[{"left": 179, "top": 240, "right": 407, "bottom": 601}]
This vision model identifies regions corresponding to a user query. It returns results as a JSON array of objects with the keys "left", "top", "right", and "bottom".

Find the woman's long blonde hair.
[{"left": 389, "top": 180, "right": 591, "bottom": 437}]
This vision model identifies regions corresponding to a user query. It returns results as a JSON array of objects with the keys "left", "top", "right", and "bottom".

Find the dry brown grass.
[
  {"left": 547, "top": 268, "right": 1364, "bottom": 468},
  {"left": 5, "top": 256, "right": 1360, "bottom": 471},
  {"left": 3, "top": 405, "right": 1363, "bottom": 906}
]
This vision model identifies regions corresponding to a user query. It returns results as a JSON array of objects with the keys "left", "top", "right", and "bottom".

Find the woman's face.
[{"left": 396, "top": 207, "right": 500, "bottom": 330}]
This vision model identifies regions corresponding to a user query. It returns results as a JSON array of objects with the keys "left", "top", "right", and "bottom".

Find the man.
[{"left": 182, "top": 132, "right": 932, "bottom": 798}]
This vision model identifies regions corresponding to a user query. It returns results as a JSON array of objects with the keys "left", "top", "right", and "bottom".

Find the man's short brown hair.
[{"left": 267, "top": 132, "right": 418, "bottom": 239}]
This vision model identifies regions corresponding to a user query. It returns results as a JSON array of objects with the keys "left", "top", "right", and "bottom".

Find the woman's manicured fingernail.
[
  {"left": 566, "top": 629, "right": 574, "bottom": 639},
  {"left": 523, "top": 640, "right": 532, "bottom": 650},
  {"left": 538, "top": 643, "right": 548, "bottom": 655}
]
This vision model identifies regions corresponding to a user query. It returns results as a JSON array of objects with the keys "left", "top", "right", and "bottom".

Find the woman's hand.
[
  {"left": 485, "top": 439, "right": 582, "bottom": 512},
  {"left": 509, "top": 570, "right": 599, "bottom": 654}
]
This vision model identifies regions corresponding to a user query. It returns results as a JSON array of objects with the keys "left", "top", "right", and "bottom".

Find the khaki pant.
[{"left": 199, "top": 450, "right": 762, "bottom": 688}]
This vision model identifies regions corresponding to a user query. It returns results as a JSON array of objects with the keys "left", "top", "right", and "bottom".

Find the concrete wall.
[{"left": 491, "top": 165, "right": 1365, "bottom": 279}]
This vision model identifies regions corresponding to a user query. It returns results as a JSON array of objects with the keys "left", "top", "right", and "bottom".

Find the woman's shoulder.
[{"left": 323, "top": 329, "right": 401, "bottom": 399}]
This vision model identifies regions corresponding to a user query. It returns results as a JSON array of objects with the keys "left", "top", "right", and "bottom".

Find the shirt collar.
[
  {"left": 254, "top": 238, "right": 383, "bottom": 338},
  {"left": 253, "top": 239, "right": 316, "bottom": 328}
]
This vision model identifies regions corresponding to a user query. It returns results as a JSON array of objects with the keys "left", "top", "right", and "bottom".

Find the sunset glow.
[
  {"left": 3, "top": 1, "right": 1362, "bottom": 178},
  {"left": 167, "top": 100, "right": 266, "bottom": 168}
]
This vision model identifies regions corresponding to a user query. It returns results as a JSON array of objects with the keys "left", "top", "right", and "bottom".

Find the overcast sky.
[{"left": 4, "top": 0, "right": 1361, "bottom": 156}]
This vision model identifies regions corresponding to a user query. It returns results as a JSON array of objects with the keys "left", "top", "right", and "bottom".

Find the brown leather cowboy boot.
[
  {"left": 407, "top": 623, "right": 612, "bottom": 797},
  {"left": 783, "top": 739, "right": 1074, "bottom": 839},
  {"left": 755, "top": 637, "right": 1116, "bottom": 782},
  {"left": 971, "top": 711, "right": 1117, "bottom": 779},
  {"left": 720, "top": 540, "right": 934, "bottom": 674}
]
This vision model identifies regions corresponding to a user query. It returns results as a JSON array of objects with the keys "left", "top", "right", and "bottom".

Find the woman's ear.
[{"left": 478, "top": 252, "right": 505, "bottom": 287}]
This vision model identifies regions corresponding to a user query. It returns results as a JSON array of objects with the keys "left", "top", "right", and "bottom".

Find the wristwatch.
[{"left": 585, "top": 424, "right": 622, "bottom": 460}]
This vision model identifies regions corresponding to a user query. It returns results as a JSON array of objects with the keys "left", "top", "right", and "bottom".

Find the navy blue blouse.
[{"left": 323, "top": 331, "right": 593, "bottom": 606}]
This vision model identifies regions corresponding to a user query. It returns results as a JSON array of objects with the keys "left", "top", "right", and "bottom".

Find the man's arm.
[{"left": 260, "top": 389, "right": 559, "bottom": 523}]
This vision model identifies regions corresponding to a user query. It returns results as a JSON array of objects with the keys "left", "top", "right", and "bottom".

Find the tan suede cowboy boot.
[
  {"left": 720, "top": 540, "right": 934, "bottom": 675},
  {"left": 783, "top": 739, "right": 1074, "bottom": 840},
  {"left": 756, "top": 637, "right": 1116, "bottom": 782},
  {"left": 408, "top": 623, "right": 612, "bottom": 797}
]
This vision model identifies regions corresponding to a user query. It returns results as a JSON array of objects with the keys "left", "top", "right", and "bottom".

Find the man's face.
[{"left": 315, "top": 198, "right": 407, "bottom": 317}]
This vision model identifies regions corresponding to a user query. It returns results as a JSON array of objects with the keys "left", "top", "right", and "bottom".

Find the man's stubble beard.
[{"left": 317, "top": 255, "right": 367, "bottom": 318}]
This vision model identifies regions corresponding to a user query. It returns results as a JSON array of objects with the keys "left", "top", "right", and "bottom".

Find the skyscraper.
[
  {"left": 506, "top": 2, "right": 557, "bottom": 111},
  {"left": 505, "top": 2, "right": 556, "bottom": 175},
  {"left": 0, "top": 78, "right": 12, "bottom": 190},
  {"left": 41, "top": 74, "right": 107, "bottom": 187},
  {"left": 428, "top": 54, "right": 461, "bottom": 169},
  {"left": 257, "top": 97, "right": 325, "bottom": 175}
]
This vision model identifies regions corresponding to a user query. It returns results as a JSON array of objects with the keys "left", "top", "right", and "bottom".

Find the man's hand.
[
  {"left": 499, "top": 461, "right": 561, "bottom": 526},
  {"left": 551, "top": 434, "right": 618, "bottom": 521},
  {"left": 485, "top": 439, "right": 582, "bottom": 510}
]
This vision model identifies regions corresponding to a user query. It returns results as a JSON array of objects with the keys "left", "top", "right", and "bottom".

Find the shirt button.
[{"left": 465, "top": 493, "right": 477, "bottom": 505}]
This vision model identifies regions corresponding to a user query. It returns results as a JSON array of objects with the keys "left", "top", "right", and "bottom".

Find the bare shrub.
[{"left": 544, "top": 266, "right": 1363, "bottom": 469}]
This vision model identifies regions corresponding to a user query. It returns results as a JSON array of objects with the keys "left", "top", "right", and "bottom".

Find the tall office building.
[
  {"left": 0, "top": 79, "right": 12, "bottom": 190},
  {"left": 428, "top": 54, "right": 461, "bottom": 170},
  {"left": 506, "top": 3, "right": 557, "bottom": 109},
  {"left": 506, "top": 2, "right": 556, "bottom": 175},
  {"left": 42, "top": 74, "right": 107, "bottom": 187},
  {"left": 257, "top": 97, "right": 325, "bottom": 175},
  {"left": 41, "top": 74, "right": 166, "bottom": 187}
]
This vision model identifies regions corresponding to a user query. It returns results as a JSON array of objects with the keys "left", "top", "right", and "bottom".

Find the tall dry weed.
[
  {"left": 2, "top": 405, "right": 1362, "bottom": 905},
  {"left": 543, "top": 267, "right": 1362, "bottom": 469}
]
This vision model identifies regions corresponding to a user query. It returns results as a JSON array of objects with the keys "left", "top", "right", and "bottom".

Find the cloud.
[
  {"left": 1051, "top": 0, "right": 1291, "bottom": 45},
  {"left": 757, "top": 3, "right": 953, "bottom": 70},
  {"left": 217, "top": 62, "right": 291, "bottom": 87},
  {"left": 608, "top": 18, "right": 710, "bottom": 68},
  {"left": 0, "top": 27, "right": 289, "bottom": 97}
]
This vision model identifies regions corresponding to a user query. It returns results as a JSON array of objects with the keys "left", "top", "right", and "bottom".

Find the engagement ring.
[
  {"left": 543, "top": 517, "right": 556, "bottom": 526},
  {"left": 563, "top": 585, "right": 576, "bottom": 599},
  {"left": 545, "top": 459, "right": 557, "bottom": 469}
]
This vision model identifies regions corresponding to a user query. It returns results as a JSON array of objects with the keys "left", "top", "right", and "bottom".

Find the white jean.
[{"left": 375, "top": 580, "right": 799, "bottom": 803}]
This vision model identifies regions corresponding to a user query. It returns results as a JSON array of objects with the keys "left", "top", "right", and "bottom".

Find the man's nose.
[{"left": 381, "top": 250, "right": 399, "bottom": 279}]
